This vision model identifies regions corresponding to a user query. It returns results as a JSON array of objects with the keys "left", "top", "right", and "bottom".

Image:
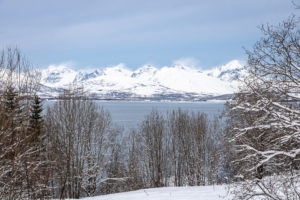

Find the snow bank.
[{"left": 79, "top": 185, "right": 230, "bottom": 200}]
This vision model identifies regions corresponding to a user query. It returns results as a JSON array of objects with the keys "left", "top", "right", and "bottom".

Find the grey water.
[
  {"left": 92, "top": 101, "right": 224, "bottom": 129},
  {"left": 44, "top": 101, "right": 225, "bottom": 130}
]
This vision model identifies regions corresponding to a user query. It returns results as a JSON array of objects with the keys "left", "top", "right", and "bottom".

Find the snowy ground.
[{"left": 79, "top": 185, "right": 231, "bottom": 200}]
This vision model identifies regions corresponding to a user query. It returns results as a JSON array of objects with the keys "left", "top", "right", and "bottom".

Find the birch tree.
[
  {"left": 129, "top": 109, "right": 223, "bottom": 188},
  {"left": 45, "top": 88, "right": 111, "bottom": 198}
]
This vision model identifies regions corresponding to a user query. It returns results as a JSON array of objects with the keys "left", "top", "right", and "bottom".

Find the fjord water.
[
  {"left": 44, "top": 101, "right": 225, "bottom": 129},
  {"left": 96, "top": 101, "right": 225, "bottom": 129}
]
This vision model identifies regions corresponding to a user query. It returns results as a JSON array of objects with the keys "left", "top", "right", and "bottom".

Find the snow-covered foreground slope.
[
  {"left": 40, "top": 60, "right": 245, "bottom": 101},
  {"left": 79, "top": 185, "right": 231, "bottom": 200}
]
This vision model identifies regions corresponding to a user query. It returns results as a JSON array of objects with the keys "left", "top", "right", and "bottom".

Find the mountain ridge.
[{"left": 39, "top": 60, "right": 246, "bottom": 101}]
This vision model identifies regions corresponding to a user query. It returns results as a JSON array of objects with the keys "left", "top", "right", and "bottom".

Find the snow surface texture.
[
  {"left": 78, "top": 185, "right": 230, "bottom": 200},
  {"left": 39, "top": 60, "right": 246, "bottom": 100}
]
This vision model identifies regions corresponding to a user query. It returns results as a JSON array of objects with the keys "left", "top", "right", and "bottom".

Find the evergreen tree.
[
  {"left": 2, "top": 86, "right": 23, "bottom": 159},
  {"left": 4, "top": 86, "right": 23, "bottom": 130},
  {"left": 0, "top": 86, "right": 28, "bottom": 199},
  {"left": 29, "top": 95, "right": 44, "bottom": 143},
  {"left": 4, "top": 86, "right": 18, "bottom": 112},
  {"left": 27, "top": 95, "right": 52, "bottom": 199}
]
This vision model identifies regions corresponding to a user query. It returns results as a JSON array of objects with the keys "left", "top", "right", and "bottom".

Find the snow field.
[{"left": 78, "top": 185, "right": 230, "bottom": 200}]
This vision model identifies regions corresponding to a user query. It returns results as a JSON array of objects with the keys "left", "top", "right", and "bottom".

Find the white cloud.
[
  {"left": 49, "top": 61, "right": 76, "bottom": 67},
  {"left": 172, "top": 57, "right": 201, "bottom": 69}
]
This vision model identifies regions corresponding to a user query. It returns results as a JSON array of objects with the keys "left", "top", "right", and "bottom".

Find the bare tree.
[
  {"left": 0, "top": 47, "right": 40, "bottom": 97},
  {"left": 167, "top": 109, "right": 190, "bottom": 186},
  {"left": 127, "top": 109, "right": 224, "bottom": 188},
  {"left": 127, "top": 129, "right": 146, "bottom": 190},
  {"left": 167, "top": 110, "right": 217, "bottom": 186},
  {"left": 45, "top": 88, "right": 111, "bottom": 198},
  {"left": 227, "top": 16, "right": 300, "bottom": 199},
  {"left": 140, "top": 110, "right": 167, "bottom": 187},
  {"left": 100, "top": 126, "right": 130, "bottom": 194}
]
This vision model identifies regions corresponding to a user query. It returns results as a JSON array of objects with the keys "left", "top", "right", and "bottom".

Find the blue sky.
[{"left": 0, "top": 0, "right": 295, "bottom": 70}]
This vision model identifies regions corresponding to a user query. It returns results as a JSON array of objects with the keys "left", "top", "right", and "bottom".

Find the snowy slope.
[
  {"left": 79, "top": 185, "right": 231, "bottom": 200},
  {"left": 39, "top": 60, "right": 245, "bottom": 100}
]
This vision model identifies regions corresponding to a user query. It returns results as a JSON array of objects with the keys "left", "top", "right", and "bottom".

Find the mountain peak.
[{"left": 221, "top": 60, "right": 244, "bottom": 71}]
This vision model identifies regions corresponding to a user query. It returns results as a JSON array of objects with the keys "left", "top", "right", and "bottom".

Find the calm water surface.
[
  {"left": 45, "top": 101, "right": 225, "bottom": 129},
  {"left": 96, "top": 101, "right": 224, "bottom": 129}
]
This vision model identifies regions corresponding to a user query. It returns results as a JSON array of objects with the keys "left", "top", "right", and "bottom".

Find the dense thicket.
[
  {"left": 0, "top": 48, "right": 49, "bottom": 199},
  {"left": 127, "top": 109, "right": 226, "bottom": 188},
  {"left": 44, "top": 88, "right": 112, "bottom": 198},
  {"left": 42, "top": 97, "right": 226, "bottom": 198}
]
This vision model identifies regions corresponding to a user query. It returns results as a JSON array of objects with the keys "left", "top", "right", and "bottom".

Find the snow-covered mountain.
[{"left": 39, "top": 60, "right": 246, "bottom": 101}]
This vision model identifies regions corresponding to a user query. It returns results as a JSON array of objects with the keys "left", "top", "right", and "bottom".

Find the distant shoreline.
[
  {"left": 41, "top": 98, "right": 229, "bottom": 103},
  {"left": 40, "top": 93, "right": 234, "bottom": 102}
]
